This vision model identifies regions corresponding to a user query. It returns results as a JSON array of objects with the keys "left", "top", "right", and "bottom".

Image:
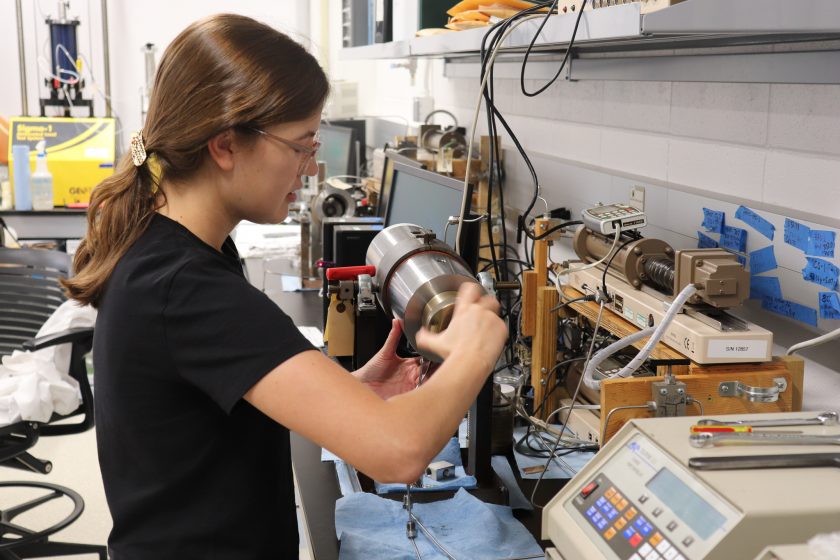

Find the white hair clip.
[{"left": 130, "top": 130, "right": 147, "bottom": 167}]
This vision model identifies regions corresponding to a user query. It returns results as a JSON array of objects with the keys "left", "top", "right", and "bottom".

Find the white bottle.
[{"left": 31, "top": 140, "right": 54, "bottom": 211}]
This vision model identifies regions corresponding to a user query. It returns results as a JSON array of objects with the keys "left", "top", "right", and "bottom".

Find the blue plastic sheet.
[
  {"left": 335, "top": 488, "right": 544, "bottom": 560},
  {"left": 490, "top": 455, "right": 533, "bottom": 511},
  {"left": 511, "top": 426, "right": 596, "bottom": 480}
]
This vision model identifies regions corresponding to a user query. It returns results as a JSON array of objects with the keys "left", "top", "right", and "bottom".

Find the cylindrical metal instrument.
[{"left": 367, "top": 223, "right": 480, "bottom": 361}]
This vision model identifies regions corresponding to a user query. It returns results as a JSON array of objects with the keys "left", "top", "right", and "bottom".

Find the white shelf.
[
  {"left": 339, "top": 40, "right": 410, "bottom": 60},
  {"left": 338, "top": 0, "right": 840, "bottom": 61}
]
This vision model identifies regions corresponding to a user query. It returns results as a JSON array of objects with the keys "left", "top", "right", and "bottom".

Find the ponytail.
[{"left": 62, "top": 154, "right": 159, "bottom": 307}]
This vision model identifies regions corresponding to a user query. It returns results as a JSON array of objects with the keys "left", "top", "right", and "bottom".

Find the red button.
[
  {"left": 579, "top": 481, "right": 599, "bottom": 499},
  {"left": 629, "top": 533, "right": 643, "bottom": 548}
]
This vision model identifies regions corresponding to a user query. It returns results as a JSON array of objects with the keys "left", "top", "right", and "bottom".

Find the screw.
[
  {"left": 640, "top": 257, "right": 648, "bottom": 264},
  {"left": 677, "top": 388, "right": 685, "bottom": 395},
  {"left": 632, "top": 279, "right": 641, "bottom": 288},
  {"left": 665, "top": 247, "right": 674, "bottom": 256},
  {"left": 660, "top": 388, "right": 668, "bottom": 396},
  {"left": 633, "top": 247, "right": 643, "bottom": 256},
  {"left": 721, "top": 385, "right": 729, "bottom": 392},
  {"left": 540, "top": 367, "right": 547, "bottom": 374},
  {"left": 696, "top": 260, "right": 704, "bottom": 267}
]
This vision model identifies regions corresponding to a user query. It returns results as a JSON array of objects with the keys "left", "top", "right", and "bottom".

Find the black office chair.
[{"left": 0, "top": 247, "right": 106, "bottom": 559}]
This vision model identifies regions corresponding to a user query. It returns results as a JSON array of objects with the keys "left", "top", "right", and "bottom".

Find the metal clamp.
[{"left": 718, "top": 377, "right": 787, "bottom": 403}]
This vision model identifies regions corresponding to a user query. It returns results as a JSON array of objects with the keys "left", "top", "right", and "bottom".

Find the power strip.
[{"left": 554, "top": 0, "right": 685, "bottom": 16}]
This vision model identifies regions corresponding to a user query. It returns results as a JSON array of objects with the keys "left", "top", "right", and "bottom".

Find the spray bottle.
[{"left": 31, "top": 140, "right": 54, "bottom": 210}]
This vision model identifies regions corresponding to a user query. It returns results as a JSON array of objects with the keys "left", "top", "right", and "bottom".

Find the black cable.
[
  {"left": 520, "top": 0, "right": 590, "bottom": 98},
  {"left": 551, "top": 295, "right": 594, "bottom": 311},
  {"left": 525, "top": 220, "right": 583, "bottom": 241},
  {"left": 532, "top": 356, "right": 587, "bottom": 417},
  {"left": 479, "top": 6, "right": 550, "bottom": 248},
  {"left": 0, "top": 217, "right": 20, "bottom": 246}
]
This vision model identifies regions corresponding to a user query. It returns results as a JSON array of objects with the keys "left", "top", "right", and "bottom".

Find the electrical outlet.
[{"left": 630, "top": 185, "right": 645, "bottom": 211}]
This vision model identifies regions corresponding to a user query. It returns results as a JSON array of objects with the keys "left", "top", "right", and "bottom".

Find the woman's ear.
[{"left": 206, "top": 130, "right": 236, "bottom": 172}]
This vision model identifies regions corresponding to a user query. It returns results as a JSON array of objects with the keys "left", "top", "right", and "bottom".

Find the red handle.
[{"left": 326, "top": 265, "right": 376, "bottom": 281}]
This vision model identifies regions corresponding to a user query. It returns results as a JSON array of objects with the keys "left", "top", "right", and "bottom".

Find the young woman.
[{"left": 64, "top": 13, "right": 507, "bottom": 559}]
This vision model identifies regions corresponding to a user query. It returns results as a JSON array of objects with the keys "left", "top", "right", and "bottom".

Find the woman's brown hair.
[{"left": 63, "top": 14, "right": 329, "bottom": 306}]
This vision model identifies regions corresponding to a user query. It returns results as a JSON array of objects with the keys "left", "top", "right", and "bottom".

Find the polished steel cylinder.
[{"left": 367, "top": 223, "right": 479, "bottom": 361}]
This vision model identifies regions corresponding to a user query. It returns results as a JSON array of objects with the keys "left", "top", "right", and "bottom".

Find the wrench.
[
  {"left": 696, "top": 411, "right": 838, "bottom": 428},
  {"left": 690, "top": 431, "right": 840, "bottom": 449},
  {"left": 690, "top": 452, "right": 840, "bottom": 471}
]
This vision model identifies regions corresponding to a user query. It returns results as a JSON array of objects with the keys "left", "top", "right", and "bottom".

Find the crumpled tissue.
[{"left": 0, "top": 299, "right": 96, "bottom": 425}]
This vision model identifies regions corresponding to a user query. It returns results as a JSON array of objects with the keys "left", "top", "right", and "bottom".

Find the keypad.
[{"left": 574, "top": 475, "right": 685, "bottom": 560}]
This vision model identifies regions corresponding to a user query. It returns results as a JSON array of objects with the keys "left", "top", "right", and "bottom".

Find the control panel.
[
  {"left": 565, "top": 434, "right": 740, "bottom": 559},
  {"left": 582, "top": 203, "right": 647, "bottom": 235},
  {"left": 543, "top": 413, "right": 840, "bottom": 560}
]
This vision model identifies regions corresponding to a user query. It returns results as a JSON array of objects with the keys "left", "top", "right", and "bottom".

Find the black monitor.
[
  {"left": 318, "top": 123, "right": 355, "bottom": 179},
  {"left": 377, "top": 150, "right": 426, "bottom": 218},
  {"left": 384, "top": 161, "right": 472, "bottom": 249}
]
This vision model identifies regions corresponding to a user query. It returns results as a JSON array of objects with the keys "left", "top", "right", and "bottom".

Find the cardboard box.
[{"left": 8, "top": 117, "right": 115, "bottom": 207}]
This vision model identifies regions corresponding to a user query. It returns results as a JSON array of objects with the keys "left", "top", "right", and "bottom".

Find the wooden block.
[
  {"left": 325, "top": 295, "right": 354, "bottom": 357},
  {"left": 778, "top": 355, "right": 805, "bottom": 411},
  {"left": 521, "top": 271, "right": 538, "bottom": 337},
  {"left": 599, "top": 362, "right": 801, "bottom": 442},
  {"left": 532, "top": 286, "right": 560, "bottom": 420},
  {"left": 533, "top": 218, "right": 551, "bottom": 287}
]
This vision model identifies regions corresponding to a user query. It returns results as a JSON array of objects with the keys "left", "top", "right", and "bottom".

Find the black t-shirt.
[{"left": 94, "top": 213, "right": 314, "bottom": 559}]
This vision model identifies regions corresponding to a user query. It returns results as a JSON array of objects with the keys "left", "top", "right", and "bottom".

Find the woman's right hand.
[{"left": 415, "top": 283, "right": 508, "bottom": 368}]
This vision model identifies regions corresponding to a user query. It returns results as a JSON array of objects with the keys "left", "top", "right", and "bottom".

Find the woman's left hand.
[{"left": 354, "top": 320, "right": 426, "bottom": 399}]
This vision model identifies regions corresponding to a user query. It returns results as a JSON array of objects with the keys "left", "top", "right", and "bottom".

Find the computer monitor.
[
  {"left": 377, "top": 150, "right": 426, "bottom": 218},
  {"left": 318, "top": 124, "right": 354, "bottom": 179},
  {"left": 326, "top": 118, "right": 367, "bottom": 176},
  {"left": 384, "top": 161, "right": 472, "bottom": 249}
]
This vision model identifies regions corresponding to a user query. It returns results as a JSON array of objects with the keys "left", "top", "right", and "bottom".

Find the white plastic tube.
[
  {"left": 583, "top": 283, "right": 699, "bottom": 391},
  {"left": 786, "top": 326, "right": 840, "bottom": 356}
]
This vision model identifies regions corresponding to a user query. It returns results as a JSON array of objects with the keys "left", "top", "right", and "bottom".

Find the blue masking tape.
[
  {"left": 749, "top": 246, "right": 778, "bottom": 275},
  {"left": 819, "top": 292, "right": 840, "bottom": 320},
  {"left": 735, "top": 206, "right": 775, "bottom": 241},
  {"left": 784, "top": 218, "right": 811, "bottom": 252},
  {"left": 697, "top": 231, "right": 718, "bottom": 249},
  {"left": 802, "top": 257, "right": 840, "bottom": 291},
  {"left": 762, "top": 296, "right": 818, "bottom": 327},
  {"left": 701, "top": 208, "right": 725, "bottom": 233},
  {"left": 721, "top": 225, "right": 747, "bottom": 254},
  {"left": 736, "top": 254, "right": 747, "bottom": 267},
  {"left": 750, "top": 276, "right": 782, "bottom": 300},
  {"left": 806, "top": 229, "right": 836, "bottom": 258}
]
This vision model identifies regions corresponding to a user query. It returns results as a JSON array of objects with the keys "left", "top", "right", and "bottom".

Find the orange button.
[
  {"left": 617, "top": 498, "right": 628, "bottom": 511},
  {"left": 605, "top": 487, "right": 616, "bottom": 499},
  {"left": 604, "top": 527, "right": 616, "bottom": 541},
  {"left": 610, "top": 494, "right": 622, "bottom": 505},
  {"left": 624, "top": 507, "right": 637, "bottom": 520},
  {"left": 650, "top": 532, "right": 663, "bottom": 547},
  {"left": 615, "top": 518, "right": 627, "bottom": 530}
]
